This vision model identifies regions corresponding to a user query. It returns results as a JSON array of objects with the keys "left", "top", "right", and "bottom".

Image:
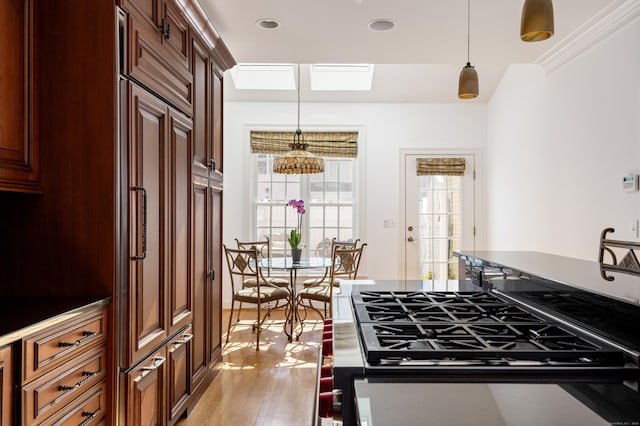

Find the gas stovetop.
[{"left": 352, "top": 291, "right": 633, "bottom": 368}]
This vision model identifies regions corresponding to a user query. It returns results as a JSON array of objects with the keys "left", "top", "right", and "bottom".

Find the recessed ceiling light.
[
  {"left": 256, "top": 19, "right": 280, "bottom": 30},
  {"left": 368, "top": 19, "right": 395, "bottom": 32}
]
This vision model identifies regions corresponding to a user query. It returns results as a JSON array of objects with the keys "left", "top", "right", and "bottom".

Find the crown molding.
[{"left": 537, "top": 0, "right": 640, "bottom": 72}]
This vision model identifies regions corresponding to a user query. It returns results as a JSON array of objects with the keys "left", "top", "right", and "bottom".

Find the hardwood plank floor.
[{"left": 177, "top": 308, "right": 324, "bottom": 426}]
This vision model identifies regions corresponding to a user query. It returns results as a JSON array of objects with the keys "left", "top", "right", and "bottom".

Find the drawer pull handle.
[
  {"left": 136, "top": 356, "right": 166, "bottom": 381},
  {"left": 141, "top": 356, "right": 166, "bottom": 372},
  {"left": 78, "top": 370, "right": 99, "bottom": 386},
  {"left": 59, "top": 384, "right": 80, "bottom": 392},
  {"left": 58, "top": 331, "right": 97, "bottom": 348},
  {"left": 175, "top": 333, "right": 193, "bottom": 345},
  {"left": 79, "top": 411, "right": 96, "bottom": 426},
  {"left": 59, "top": 370, "right": 99, "bottom": 393}
]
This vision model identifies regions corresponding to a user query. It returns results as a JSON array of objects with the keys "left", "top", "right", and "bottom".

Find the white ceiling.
[{"left": 198, "top": 0, "right": 618, "bottom": 103}]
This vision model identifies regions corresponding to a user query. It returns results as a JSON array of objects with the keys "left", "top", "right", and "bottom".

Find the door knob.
[{"left": 407, "top": 236, "right": 414, "bottom": 242}]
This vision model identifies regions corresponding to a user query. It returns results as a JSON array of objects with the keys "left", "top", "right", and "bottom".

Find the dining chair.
[
  {"left": 303, "top": 238, "right": 361, "bottom": 288},
  {"left": 297, "top": 244, "right": 366, "bottom": 327},
  {"left": 223, "top": 245, "right": 290, "bottom": 350},
  {"left": 235, "top": 237, "right": 290, "bottom": 322},
  {"left": 235, "top": 238, "right": 290, "bottom": 288}
]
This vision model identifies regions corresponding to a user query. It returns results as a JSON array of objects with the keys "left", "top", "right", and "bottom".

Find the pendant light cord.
[
  {"left": 466, "top": 0, "right": 470, "bottom": 63},
  {"left": 296, "top": 63, "right": 301, "bottom": 131}
]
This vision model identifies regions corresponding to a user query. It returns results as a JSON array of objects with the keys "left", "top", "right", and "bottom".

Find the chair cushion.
[
  {"left": 298, "top": 284, "right": 331, "bottom": 302},
  {"left": 234, "top": 286, "right": 289, "bottom": 303},
  {"left": 243, "top": 277, "right": 290, "bottom": 288},
  {"left": 302, "top": 278, "right": 342, "bottom": 287}
]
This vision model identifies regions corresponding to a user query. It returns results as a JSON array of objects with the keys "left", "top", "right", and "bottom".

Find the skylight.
[
  {"left": 310, "top": 64, "right": 374, "bottom": 91},
  {"left": 229, "top": 64, "right": 296, "bottom": 90}
]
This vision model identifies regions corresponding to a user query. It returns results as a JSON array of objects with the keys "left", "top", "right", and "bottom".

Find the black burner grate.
[{"left": 353, "top": 290, "right": 628, "bottom": 367}]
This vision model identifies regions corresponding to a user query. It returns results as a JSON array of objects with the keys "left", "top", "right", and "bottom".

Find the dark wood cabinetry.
[
  {"left": 124, "top": 349, "right": 166, "bottom": 425},
  {"left": 190, "top": 178, "right": 223, "bottom": 398},
  {"left": 0, "top": 344, "right": 12, "bottom": 426},
  {"left": 0, "top": 0, "right": 39, "bottom": 192},
  {"left": 167, "top": 328, "right": 192, "bottom": 425},
  {"left": 126, "top": 83, "right": 171, "bottom": 366},
  {"left": 123, "top": 0, "right": 193, "bottom": 115},
  {"left": 0, "top": 0, "right": 234, "bottom": 423},
  {"left": 123, "top": 324, "right": 192, "bottom": 426},
  {"left": 21, "top": 305, "right": 108, "bottom": 425}
]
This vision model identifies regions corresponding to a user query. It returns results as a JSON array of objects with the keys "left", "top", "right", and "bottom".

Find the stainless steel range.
[
  {"left": 323, "top": 252, "right": 640, "bottom": 425},
  {"left": 354, "top": 290, "right": 629, "bottom": 370}
]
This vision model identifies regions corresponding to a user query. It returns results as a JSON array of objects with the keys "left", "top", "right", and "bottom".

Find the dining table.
[{"left": 258, "top": 256, "right": 333, "bottom": 341}]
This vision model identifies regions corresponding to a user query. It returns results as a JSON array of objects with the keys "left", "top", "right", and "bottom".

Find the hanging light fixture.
[
  {"left": 520, "top": 0, "right": 554, "bottom": 42},
  {"left": 273, "top": 64, "right": 324, "bottom": 174},
  {"left": 458, "top": 0, "right": 478, "bottom": 100}
]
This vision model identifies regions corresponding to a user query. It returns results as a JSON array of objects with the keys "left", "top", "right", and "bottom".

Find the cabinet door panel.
[
  {"left": 121, "top": 0, "right": 160, "bottom": 29},
  {"left": 191, "top": 35, "right": 209, "bottom": 177},
  {"left": 208, "top": 186, "right": 223, "bottom": 363},
  {"left": 190, "top": 178, "right": 209, "bottom": 392},
  {"left": 162, "top": 0, "right": 190, "bottom": 72},
  {"left": 128, "top": 83, "right": 169, "bottom": 365},
  {"left": 125, "top": 349, "right": 166, "bottom": 426},
  {"left": 0, "top": 0, "right": 38, "bottom": 191},
  {"left": 0, "top": 345, "right": 12, "bottom": 426},
  {"left": 127, "top": 12, "right": 192, "bottom": 116},
  {"left": 168, "top": 328, "right": 192, "bottom": 425},
  {"left": 168, "top": 110, "right": 193, "bottom": 335},
  {"left": 210, "top": 69, "right": 223, "bottom": 175}
]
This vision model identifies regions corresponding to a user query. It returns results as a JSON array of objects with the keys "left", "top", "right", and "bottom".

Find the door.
[
  {"left": 128, "top": 82, "right": 169, "bottom": 366},
  {"left": 404, "top": 154, "right": 476, "bottom": 285}
]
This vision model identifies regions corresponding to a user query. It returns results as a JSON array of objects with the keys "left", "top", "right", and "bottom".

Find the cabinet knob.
[
  {"left": 208, "top": 270, "right": 215, "bottom": 280},
  {"left": 208, "top": 159, "right": 216, "bottom": 172}
]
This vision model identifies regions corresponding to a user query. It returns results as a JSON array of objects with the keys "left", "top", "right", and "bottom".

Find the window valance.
[
  {"left": 250, "top": 131, "right": 358, "bottom": 158},
  {"left": 416, "top": 158, "right": 466, "bottom": 176}
]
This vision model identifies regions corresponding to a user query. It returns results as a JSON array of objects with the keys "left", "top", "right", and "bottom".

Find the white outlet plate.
[{"left": 632, "top": 219, "right": 639, "bottom": 238}]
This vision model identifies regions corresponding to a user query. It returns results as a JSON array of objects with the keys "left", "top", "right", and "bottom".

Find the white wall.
[
  {"left": 222, "top": 102, "right": 487, "bottom": 305},
  {"left": 487, "top": 16, "right": 640, "bottom": 299}
]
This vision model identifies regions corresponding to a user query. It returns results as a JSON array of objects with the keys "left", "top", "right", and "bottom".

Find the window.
[{"left": 254, "top": 154, "right": 356, "bottom": 258}]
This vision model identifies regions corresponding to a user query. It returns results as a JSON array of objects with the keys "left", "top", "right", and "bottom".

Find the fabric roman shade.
[
  {"left": 416, "top": 158, "right": 466, "bottom": 176},
  {"left": 250, "top": 131, "right": 358, "bottom": 158}
]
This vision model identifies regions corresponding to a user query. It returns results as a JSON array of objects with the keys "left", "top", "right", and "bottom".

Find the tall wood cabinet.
[
  {"left": 118, "top": 0, "right": 233, "bottom": 424},
  {"left": 0, "top": 0, "right": 233, "bottom": 423}
]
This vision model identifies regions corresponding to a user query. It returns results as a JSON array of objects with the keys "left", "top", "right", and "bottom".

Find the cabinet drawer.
[
  {"left": 22, "top": 346, "right": 106, "bottom": 425},
  {"left": 39, "top": 381, "right": 107, "bottom": 426},
  {"left": 23, "top": 308, "right": 106, "bottom": 383}
]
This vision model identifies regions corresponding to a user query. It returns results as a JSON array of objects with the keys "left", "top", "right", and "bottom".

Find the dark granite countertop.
[
  {"left": 455, "top": 250, "right": 640, "bottom": 303},
  {"left": 0, "top": 296, "right": 111, "bottom": 347}
]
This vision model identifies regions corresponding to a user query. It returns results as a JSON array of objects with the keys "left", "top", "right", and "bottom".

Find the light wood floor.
[{"left": 177, "top": 308, "right": 324, "bottom": 426}]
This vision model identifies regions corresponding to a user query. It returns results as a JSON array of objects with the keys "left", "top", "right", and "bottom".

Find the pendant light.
[
  {"left": 520, "top": 0, "right": 554, "bottom": 42},
  {"left": 273, "top": 64, "right": 324, "bottom": 174},
  {"left": 458, "top": 0, "right": 478, "bottom": 99}
]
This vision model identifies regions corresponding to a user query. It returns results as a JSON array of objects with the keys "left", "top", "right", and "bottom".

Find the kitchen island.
[{"left": 326, "top": 252, "right": 640, "bottom": 425}]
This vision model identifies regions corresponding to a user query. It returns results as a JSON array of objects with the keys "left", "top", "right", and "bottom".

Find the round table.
[{"left": 258, "top": 256, "right": 332, "bottom": 340}]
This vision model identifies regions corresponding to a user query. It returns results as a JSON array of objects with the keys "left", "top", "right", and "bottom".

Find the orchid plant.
[{"left": 287, "top": 199, "right": 305, "bottom": 250}]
